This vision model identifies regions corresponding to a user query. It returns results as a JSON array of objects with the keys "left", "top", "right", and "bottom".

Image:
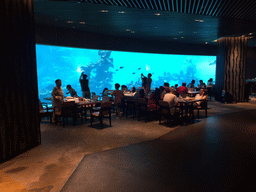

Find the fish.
[
  {"left": 116, "top": 69, "right": 119, "bottom": 71},
  {"left": 120, "top": 66, "right": 124, "bottom": 69},
  {"left": 132, "top": 72, "right": 136, "bottom": 74},
  {"left": 138, "top": 68, "right": 141, "bottom": 70},
  {"left": 209, "top": 60, "right": 216, "bottom": 65}
]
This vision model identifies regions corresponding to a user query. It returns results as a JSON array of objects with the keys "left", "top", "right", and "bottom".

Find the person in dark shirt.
[
  {"left": 187, "top": 79, "right": 195, "bottom": 88},
  {"left": 79, "top": 72, "right": 90, "bottom": 99},
  {"left": 66, "top": 85, "right": 77, "bottom": 97}
]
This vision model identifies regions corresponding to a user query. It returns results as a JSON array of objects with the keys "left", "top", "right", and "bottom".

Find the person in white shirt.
[
  {"left": 163, "top": 89, "right": 178, "bottom": 112},
  {"left": 194, "top": 89, "right": 207, "bottom": 106}
]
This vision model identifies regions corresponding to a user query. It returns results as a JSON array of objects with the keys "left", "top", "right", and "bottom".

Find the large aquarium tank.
[{"left": 36, "top": 44, "right": 216, "bottom": 101}]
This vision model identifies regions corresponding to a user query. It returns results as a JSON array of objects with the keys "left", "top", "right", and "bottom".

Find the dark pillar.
[
  {"left": 215, "top": 37, "right": 248, "bottom": 102},
  {"left": 0, "top": 0, "right": 40, "bottom": 163}
]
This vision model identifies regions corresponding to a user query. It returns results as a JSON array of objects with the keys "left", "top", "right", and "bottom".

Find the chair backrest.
[
  {"left": 125, "top": 96, "right": 135, "bottom": 102},
  {"left": 102, "top": 96, "right": 110, "bottom": 102},
  {"left": 136, "top": 98, "right": 147, "bottom": 110},
  {"left": 100, "top": 101, "right": 112, "bottom": 116},
  {"left": 61, "top": 101, "right": 76, "bottom": 114},
  {"left": 92, "top": 95, "right": 99, "bottom": 101},
  {"left": 158, "top": 100, "right": 170, "bottom": 114},
  {"left": 180, "top": 93, "right": 188, "bottom": 98}
]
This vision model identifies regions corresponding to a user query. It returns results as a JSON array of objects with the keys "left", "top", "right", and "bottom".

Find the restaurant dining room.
[{"left": 1, "top": 0, "right": 256, "bottom": 191}]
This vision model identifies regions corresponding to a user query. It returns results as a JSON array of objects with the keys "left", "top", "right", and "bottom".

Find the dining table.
[
  {"left": 63, "top": 99, "right": 102, "bottom": 124},
  {"left": 176, "top": 97, "right": 197, "bottom": 123}
]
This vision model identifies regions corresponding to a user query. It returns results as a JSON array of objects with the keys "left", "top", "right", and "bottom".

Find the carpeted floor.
[{"left": 0, "top": 98, "right": 256, "bottom": 192}]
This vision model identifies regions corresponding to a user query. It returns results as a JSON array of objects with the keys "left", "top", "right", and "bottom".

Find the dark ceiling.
[{"left": 34, "top": 0, "right": 256, "bottom": 47}]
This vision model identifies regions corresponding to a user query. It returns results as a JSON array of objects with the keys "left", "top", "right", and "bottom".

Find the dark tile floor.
[{"left": 61, "top": 109, "right": 256, "bottom": 192}]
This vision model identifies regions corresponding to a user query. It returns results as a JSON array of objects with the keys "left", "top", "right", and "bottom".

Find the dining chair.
[
  {"left": 136, "top": 98, "right": 154, "bottom": 122},
  {"left": 54, "top": 101, "right": 77, "bottom": 127},
  {"left": 158, "top": 100, "right": 178, "bottom": 126},
  {"left": 124, "top": 96, "right": 136, "bottom": 118},
  {"left": 39, "top": 102, "right": 53, "bottom": 123},
  {"left": 90, "top": 101, "right": 112, "bottom": 129},
  {"left": 193, "top": 99, "right": 208, "bottom": 119}
]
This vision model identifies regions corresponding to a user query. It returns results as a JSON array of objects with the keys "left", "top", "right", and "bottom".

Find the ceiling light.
[
  {"left": 181, "top": 37, "right": 184, "bottom": 38},
  {"left": 214, "top": 40, "right": 217, "bottom": 42},
  {"left": 131, "top": 31, "right": 135, "bottom": 33},
  {"left": 205, "top": 42, "right": 208, "bottom": 44},
  {"left": 249, "top": 33, "right": 253, "bottom": 35},
  {"left": 126, "top": 29, "right": 130, "bottom": 31},
  {"left": 66, "top": 21, "right": 74, "bottom": 24},
  {"left": 99, "top": 10, "right": 108, "bottom": 12},
  {"left": 119, "top": 11, "right": 125, "bottom": 13},
  {"left": 154, "top": 13, "right": 160, "bottom": 16},
  {"left": 78, "top": 22, "right": 86, "bottom": 24},
  {"left": 179, "top": 31, "right": 183, "bottom": 33},
  {"left": 199, "top": 20, "right": 204, "bottom": 22}
]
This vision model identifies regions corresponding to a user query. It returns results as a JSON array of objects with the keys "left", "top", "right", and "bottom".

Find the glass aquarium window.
[{"left": 36, "top": 44, "right": 216, "bottom": 101}]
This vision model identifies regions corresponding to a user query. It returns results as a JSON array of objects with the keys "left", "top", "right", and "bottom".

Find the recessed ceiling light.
[
  {"left": 119, "top": 11, "right": 125, "bottom": 13},
  {"left": 195, "top": 20, "right": 199, "bottom": 22},
  {"left": 181, "top": 37, "right": 184, "bottom": 38},
  {"left": 249, "top": 33, "right": 253, "bottom": 35},
  {"left": 205, "top": 42, "right": 208, "bottom": 44},
  {"left": 78, "top": 22, "right": 86, "bottom": 24},
  {"left": 214, "top": 40, "right": 217, "bottom": 42},
  {"left": 99, "top": 10, "right": 108, "bottom": 12},
  {"left": 126, "top": 29, "right": 130, "bottom": 31},
  {"left": 155, "top": 13, "right": 160, "bottom": 15},
  {"left": 131, "top": 31, "right": 135, "bottom": 33},
  {"left": 66, "top": 21, "right": 74, "bottom": 24},
  {"left": 199, "top": 20, "right": 204, "bottom": 22}
]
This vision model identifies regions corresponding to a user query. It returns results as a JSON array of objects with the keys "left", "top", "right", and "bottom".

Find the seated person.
[
  {"left": 130, "top": 87, "right": 136, "bottom": 93},
  {"left": 66, "top": 85, "right": 77, "bottom": 97},
  {"left": 187, "top": 79, "right": 195, "bottom": 88},
  {"left": 111, "top": 83, "right": 124, "bottom": 118},
  {"left": 174, "top": 84, "right": 178, "bottom": 90},
  {"left": 176, "top": 82, "right": 188, "bottom": 95},
  {"left": 163, "top": 89, "right": 178, "bottom": 112},
  {"left": 207, "top": 78, "right": 214, "bottom": 87},
  {"left": 148, "top": 88, "right": 161, "bottom": 111},
  {"left": 121, "top": 85, "right": 128, "bottom": 93},
  {"left": 197, "top": 80, "right": 205, "bottom": 89},
  {"left": 159, "top": 86, "right": 166, "bottom": 99},
  {"left": 134, "top": 89, "right": 145, "bottom": 101},
  {"left": 194, "top": 89, "right": 207, "bottom": 106},
  {"left": 164, "top": 82, "right": 170, "bottom": 92},
  {"left": 102, "top": 87, "right": 109, "bottom": 97}
]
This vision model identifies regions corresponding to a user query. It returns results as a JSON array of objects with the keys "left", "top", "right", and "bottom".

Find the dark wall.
[
  {"left": 246, "top": 47, "right": 256, "bottom": 79},
  {"left": 35, "top": 24, "right": 218, "bottom": 56},
  {"left": 0, "top": 0, "right": 40, "bottom": 163}
]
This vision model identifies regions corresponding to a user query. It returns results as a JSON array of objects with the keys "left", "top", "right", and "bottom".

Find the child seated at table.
[{"left": 194, "top": 89, "right": 207, "bottom": 106}]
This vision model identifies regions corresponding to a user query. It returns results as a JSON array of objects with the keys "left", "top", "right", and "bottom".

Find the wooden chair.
[
  {"left": 193, "top": 99, "right": 208, "bottom": 119},
  {"left": 124, "top": 96, "right": 136, "bottom": 118},
  {"left": 158, "top": 100, "right": 178, "bottom": 126},
  {"left": 136, "top": 98, "right": 154, "bottom": 122},
  {"left": 55, "top": 101, "right": 77, "bottom": 127},
  {"left": 91, "top": 101, "right": 112, "bottom": 128},
  {"left": 39, "top": 102, "right": 53, "bottom": 123}
]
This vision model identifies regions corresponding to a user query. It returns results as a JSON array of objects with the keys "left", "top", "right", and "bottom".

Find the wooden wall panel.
[
  {"left": 216, "top": 37, "right": 247, "bottom": 102},
  {"left": 0, "top": 0, "right": 40, "bottom": 163}
]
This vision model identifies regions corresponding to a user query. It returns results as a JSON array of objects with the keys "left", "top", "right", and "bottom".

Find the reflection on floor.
[{"left": 0, "top": 98, "right": 256, "bottom": 192}]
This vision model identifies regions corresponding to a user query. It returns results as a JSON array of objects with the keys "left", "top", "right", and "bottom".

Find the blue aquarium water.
[{"left": 36, "top": 44, "right": 216, "bottom": 101}]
